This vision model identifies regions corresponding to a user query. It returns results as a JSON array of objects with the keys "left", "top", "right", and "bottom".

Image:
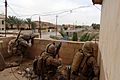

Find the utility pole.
[
  {"left": 39, "top": 16, "right": 41, "bottom": 38},
  {"left": 55, "top": 15, "right": 58, "bottom": 36},
  {"left": 5, "top": 0, "right": 7, "bottom": 37}
]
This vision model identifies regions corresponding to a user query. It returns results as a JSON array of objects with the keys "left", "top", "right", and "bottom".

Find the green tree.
[
  {"left": 7, "top": 16, "right": 16, "bottom": 29},
  {"left": 88, "top": 33, "right": 99, "bottom": 41},
  {"left": 15, "top": 18, "right": 24, "bottom": 30},
  {"left": 79, "top": 33, "right": 88, "bottom": 41},
  {"left": 79, "top": 33, "right": 99, "bottom": 41},
  {"left": 25, "top": 18, "right": 32, "bottom": 29},
  {"left": 72, "top": 32, "right": 78, "bottom": 41},
  {"left": 31, "top": 22, "right": 37, "bottom": 32},
  {"left": 91, "top": 23, "right": 100, "bottom": 30},
  {"left": 59, "top": 28, "right": 69, "bottom": 40}
]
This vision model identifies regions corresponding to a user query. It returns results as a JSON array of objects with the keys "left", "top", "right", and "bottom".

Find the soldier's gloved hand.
[
  {"left": 58, "top": 58, "right": 62, "bottom": 62},
  {"left": 58, "top": 58, "right": 62, "bottom": 64},
  {"left": 28, "top": 43, "right": 32, "bottom": 47}
]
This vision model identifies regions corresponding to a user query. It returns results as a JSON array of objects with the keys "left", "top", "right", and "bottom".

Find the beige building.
[
  {"left": 34, "top": 21, "right": 56, "bottom": 32},
  {"left": 0, "top": 14, "right": 5, "bottom": 30},
  {"left": 92, "top": 0, "right": 120, "bottom": 80}
]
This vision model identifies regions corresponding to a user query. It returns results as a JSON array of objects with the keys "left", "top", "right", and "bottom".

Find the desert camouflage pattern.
[
  {"left": 41, "top": 43, "right": 62, "bottom": 80},
  {"left": 33, "top": 43, "right": 66, "bottom": 80},
  {"left": 8, "top": 34, "right": 35, "bottom": 65},
  {"left": 71, "top": 41, "right": 99, "bottom": 80}
]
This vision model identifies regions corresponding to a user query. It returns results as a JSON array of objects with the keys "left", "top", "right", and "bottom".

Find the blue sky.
[{"left": 0, "top": 0, "right": 101, "bottom": 25}]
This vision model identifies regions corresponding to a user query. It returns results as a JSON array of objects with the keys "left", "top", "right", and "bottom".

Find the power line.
[
  {"left": 7, "top": 4, "right": 19, "bottom": 16},
  {"left": 88, "top": 0, "right": 101, "bottom": 12},
  {"left": 94, "top": 5, "right": 101, "bottom": 11},
  {"left": 18, "top": 5, "right": 92, "bottom": 17}
]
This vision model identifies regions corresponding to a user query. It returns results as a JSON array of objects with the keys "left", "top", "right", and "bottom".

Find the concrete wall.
[
  {"left": 0, "top": 37, "right": 15, "bottom": 58},
  {"left": 28, "top": 39, "right": 84, "bottom": 65},
  {"left": 0, "top": 37, "right": 99, "bottom": 65},
  {"left": 99, "top": 0, "right": 120, "bottom": 80},
  {"left": 0, "top": 37, "right": 84, "bottom": 65}
]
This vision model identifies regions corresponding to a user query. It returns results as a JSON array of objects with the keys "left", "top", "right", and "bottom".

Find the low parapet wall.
[
  {"left": 28, "top": 39, "right": 84, "bottom": 65},
  {"left": 0, "top": 37, "right": 15, "bottom": 58},
  {"left": 0, "top": 37, "right": 98, "bottom": 65},
  {"left": 0, "top": 37, "right": 84, "bottom": 64}
]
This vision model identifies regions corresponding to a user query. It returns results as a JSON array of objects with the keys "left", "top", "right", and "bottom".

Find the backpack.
[
  {"left": 71, "top": 50, "right": 84, "bottom": 74},
  {"left": 33, "top": 55, "right": 49, "bottom": 77},
  {"left": 79, "top": 54, "right": 94, "bottom": 80},
  {"left": 72, "top": 50, "right": 94, "bottom": 76}
]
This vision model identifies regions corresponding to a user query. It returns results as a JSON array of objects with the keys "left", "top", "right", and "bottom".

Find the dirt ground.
[{"left": 0, "top": 57, "right": 34, "bottom": 80}]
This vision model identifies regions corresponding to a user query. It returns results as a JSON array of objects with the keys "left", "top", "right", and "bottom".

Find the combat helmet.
[
  {"left": 21, "top": 33, "right": 36, "bottom": 41},
  {"left": 45, "top": 43, "right": 56, "bottom": 54},
  {"left": 82, "top": 41, "right": 94, "bottom": 54}
]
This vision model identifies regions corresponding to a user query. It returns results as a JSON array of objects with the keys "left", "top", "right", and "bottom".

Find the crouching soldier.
[
  {"left": 8, "top": 33, "right": 36, "bottom": 65},
  {"left": 33, "top": 42, "right": 64, "bottom": 80},
  {"left": 71, "top": 41, "right": 100, "bottom": 80}
]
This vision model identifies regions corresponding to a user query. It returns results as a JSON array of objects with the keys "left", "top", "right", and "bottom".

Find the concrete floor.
[
  {"left": 0, "top": 67, "right": 27, "bottom": 80},
  {"left": 0, "top": 57, "right": 33, "bottom": 80}
]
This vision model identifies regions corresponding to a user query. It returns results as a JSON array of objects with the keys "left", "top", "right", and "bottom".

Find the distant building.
[
  {"left": 0, "top": 14, "right": 5, "bottom": 30},
  {"left": 34, "top": 21, "right": 56, "bottom": 32}
]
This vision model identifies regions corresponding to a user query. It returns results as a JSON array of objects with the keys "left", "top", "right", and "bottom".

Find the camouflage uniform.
[
  {"left": 8, "top": 34, "right": 36, "bottom": 64},
  {"left": 72, "top": 41, "right": 99, "bottom": 80},
  {"left": 42, "top": 43, "right": 62, "bottom": 80},
  {"left": 33, "top": 43, "right": 62, "bottom": 80}
]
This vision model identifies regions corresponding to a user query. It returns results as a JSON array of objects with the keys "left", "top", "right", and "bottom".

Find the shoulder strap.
[
  {"left": 40, "top": 50, "right": 45, "bottom": 56},
  {"left": 77, "top": 52, "right": 85, "bottom": 73},
  {"left": 80, "top": 54, "right": 93, "bottom": 72},
  {"left": 86, "top": 55, "right": 94, "bottom": 65}
]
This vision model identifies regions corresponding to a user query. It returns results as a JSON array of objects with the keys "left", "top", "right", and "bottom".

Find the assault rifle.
[
  {"left": 15, "top": 29, "right": 22, "bottom": 42},
  {"left": 13, "top": 29, "right": 22, "bottom": 55},
  {"left": 54, "top": 42, "right": 62, "bottom": 58}
]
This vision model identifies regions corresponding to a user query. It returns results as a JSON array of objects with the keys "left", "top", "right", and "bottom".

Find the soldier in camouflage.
[
  {"left": 72, "top": 41, "right": 100, "bottom": 80},
  {"left": 8, "top": 33, "right": 36, "bottom": 65},
  {"left": 33, "top": 42, "right": 63, "bottom": 80}
]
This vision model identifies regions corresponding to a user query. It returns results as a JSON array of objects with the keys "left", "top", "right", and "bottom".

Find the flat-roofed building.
[{"left": 0, "top": 14, "right": 5, "bottom": 30}]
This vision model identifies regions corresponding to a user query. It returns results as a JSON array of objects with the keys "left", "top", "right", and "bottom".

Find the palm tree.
[
  {"left": 15, "top": 18, "right": 24, "bottom": 30},
  {"left": 7, "top": 16, "right": 16, "bottom": 29},
  {"left": 31, "top": 22, "right": 37, "bottom": 32},
  {"left": 25, "top": 18, "right": 32, "bottom": 29}
]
